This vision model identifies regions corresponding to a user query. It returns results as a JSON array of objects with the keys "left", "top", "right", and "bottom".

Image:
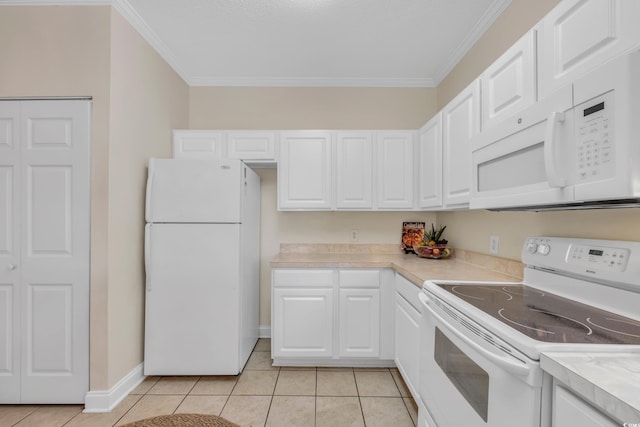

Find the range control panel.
[
  {"left": 568, "top": 244, "right": 629, "bottom": 272},
  {"left": 522, "top": 237, "right": 640, "bottom": 286}
]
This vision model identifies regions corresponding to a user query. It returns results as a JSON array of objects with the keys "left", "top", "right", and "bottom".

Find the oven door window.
[{"left": 434, "top": 327, "right": 489, "bottom": 421}]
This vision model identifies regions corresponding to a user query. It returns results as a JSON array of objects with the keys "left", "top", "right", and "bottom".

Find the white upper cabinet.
[
  {"left": 335, "top": 132, "right": 374, "bottom": 209},
  {"left": 417, "top": 113, "right": 443, "bottom": 209},
  {"left": 376, "top": 131, "right": 415, "bottom": 209},
  {"left": 442, "top": 79, "right": 481, "bottom": 208},
  {"left": 538, "top": 0, "right": 640, "bottom": 99},
  {"left": 278, "top": 130, "right": 414, "bottom": 211},
  {"left": 481, "top": 30, "right": 537, "bottom": 130},
  {"left": 227, "top": 131, "right": 277, "bottom": 163},
  {"left": 173, "top": 130, "right": 277, "bottom": 163},
  {"left": 173, "top": 130, "right": 224, "bottom": 159},
  {"left": 278, "top": 131, "right": 333, "bottom": 210}
]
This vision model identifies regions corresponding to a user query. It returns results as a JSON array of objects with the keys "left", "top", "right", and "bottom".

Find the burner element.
[{"left": 438, "top": 283, "right": 640, "bottom": 344}]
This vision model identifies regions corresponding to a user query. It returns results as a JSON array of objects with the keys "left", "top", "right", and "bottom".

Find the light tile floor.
[{"left": 0, "top": 339, "right": 418, "bottom": 427}]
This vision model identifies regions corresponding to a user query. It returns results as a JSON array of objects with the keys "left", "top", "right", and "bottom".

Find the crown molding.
[
  {"left": 0, "top": 0, "right": 109, "bottom": 4},
  {"left": 432, "top": 0, "right": 512, "bottom": 86},
  {"left": 1, "top": 0, "right": 509, "bottom": 88},
  {"left": 111, "top": 0, "right": 191, "bottom": 84}
]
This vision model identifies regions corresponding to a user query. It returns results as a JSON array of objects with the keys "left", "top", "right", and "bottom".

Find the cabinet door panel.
[
  {"left": 227, "top": 131, "right": 276, "bottom": 161},
  {"left": 442, "top": 80, "right": 480, "bottom": 208},
  {"left": 376, "top": 132, "right": 414, "bottom": 209},
  {"left": 279, "top": 132, "right": 332, "bottom": 210},
  {"left": 418, "top": 114, "right": 443, "bottom": 209},
  {"left": 273, "top": 288, "right": 333, "bottom": 357},
  {"left": 336, "top": 132, "right": 373, "bottom": 209},
  {"left": 554, "top": 386, "right": 617, "bottom": 427},
  {"left": 539, "top": 0, "right": 640, "bottom": 98},
  {"left": 173, "top": 130, "right": 224, "bottom": 159},
  {"left": 481, "top": 30, "right": 537, "bottom": 129},
  {"left": 395, "top": 294, "right": 420, "bottom": 399},
  {"left": 339, "top": 289, "right": 380, "bottom": 358}
]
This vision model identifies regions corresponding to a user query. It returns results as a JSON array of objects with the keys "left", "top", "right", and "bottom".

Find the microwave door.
[{"left": 470, "top": 86, "right": 575, "bottom": 209}]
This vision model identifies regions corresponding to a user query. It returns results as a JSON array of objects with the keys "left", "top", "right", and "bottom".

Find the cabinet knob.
[{"left": 7, "top": 263, "right": 17, "bottom": 270}]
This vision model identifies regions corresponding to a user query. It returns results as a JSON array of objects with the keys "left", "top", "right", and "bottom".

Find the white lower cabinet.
[
  {"left": 272, "top": 288, "right": 334, "bottom": 358},
  {"left": 394, "top": 273, "right": 422, "bottom": 400},
  {"left": 272, "top": 268, "right": 393, "bottom": 365},
  {"left": 553, "top": 384, "right": 618, "bottom": 427},
  {"left": 339, "top": 290, "right": 380, "bottom": 357}
]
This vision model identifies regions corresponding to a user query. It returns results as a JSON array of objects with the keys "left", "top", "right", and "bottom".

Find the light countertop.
[
  {"left": 270, "top": 244, "right": 524, "bottom": 286},
  {"left": 541, "top": 352, "right": 640, "bottom": 423}
]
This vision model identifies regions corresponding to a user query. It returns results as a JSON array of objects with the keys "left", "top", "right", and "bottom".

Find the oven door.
[{"left": 418, "top": 292, "right": 542, "bottom": 427}]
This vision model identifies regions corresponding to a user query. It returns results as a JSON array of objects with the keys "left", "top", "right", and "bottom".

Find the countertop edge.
[{"left": 540, "top": 352, "right": 640, "bottom": 423}]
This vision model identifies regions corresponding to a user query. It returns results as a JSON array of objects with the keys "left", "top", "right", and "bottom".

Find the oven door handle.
[{"left": 419, "top": 292, "right": 531, "bottom": 377}]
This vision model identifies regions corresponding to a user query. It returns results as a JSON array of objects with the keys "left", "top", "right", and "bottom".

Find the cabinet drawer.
[
  {"left": 339, "top": 270, "right": 380, "bottom": 288},
  {"left": 396, "top": 273, "right": 421, "bottom": 311},
  {"left": 273, "top": 269, "right": 334, "bottom": 287}
]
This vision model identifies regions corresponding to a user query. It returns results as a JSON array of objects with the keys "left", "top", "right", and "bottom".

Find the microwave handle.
[
  {"left": 544, "top": 111, "right": 566, "bottom": 188},
  {"left": 418, "top": 292, "right": 530, "bottom": 377}
]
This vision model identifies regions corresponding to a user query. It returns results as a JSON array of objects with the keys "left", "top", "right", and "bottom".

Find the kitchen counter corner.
[{"left": 541, "top": 352, "right": 640, "bottom": 424}]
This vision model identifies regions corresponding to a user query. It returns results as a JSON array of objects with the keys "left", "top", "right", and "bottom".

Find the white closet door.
[
  {"left": 19, "top": 100, "right": 90, "bottom": 403},
  {"left": 0, "top": 102, "right": 21, "bottom": 403}
]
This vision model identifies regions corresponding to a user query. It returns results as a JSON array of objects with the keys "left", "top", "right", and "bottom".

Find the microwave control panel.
[{"left": 575, "top": 91, "right": 615, "bottom": 183}]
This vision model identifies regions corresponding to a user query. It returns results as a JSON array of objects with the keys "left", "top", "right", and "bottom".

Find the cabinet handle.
[{"left": 7, "top": 264, "right": 17, "bottom": 270}]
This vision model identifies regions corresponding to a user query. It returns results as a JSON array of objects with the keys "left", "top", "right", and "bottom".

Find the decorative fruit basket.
[
  {"left": 413, "top": 224, "right": 453, "bottom": 259},
  {"left": 413, "top": 244, "right": 453, "bottom": 259}
]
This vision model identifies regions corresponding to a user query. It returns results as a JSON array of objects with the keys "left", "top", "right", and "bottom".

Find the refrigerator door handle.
[{"left": 145, "top": 224, "right": 152, "bottom": 292}]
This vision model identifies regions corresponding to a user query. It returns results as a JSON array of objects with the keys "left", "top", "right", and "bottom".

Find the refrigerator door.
[
  {"left": 144, "top": 223, "right": 241, "bottom": 375},
  {"left": 146, "top": 158, "right": 242, "bottom": 223}
]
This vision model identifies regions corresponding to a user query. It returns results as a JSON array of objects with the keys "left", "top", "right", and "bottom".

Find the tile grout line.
[
  {"left": 262, "top": 367, "right": 280, "bottom": 427},
  {"left": 171, "top": 376, "right": 203, "bottom": 415}
]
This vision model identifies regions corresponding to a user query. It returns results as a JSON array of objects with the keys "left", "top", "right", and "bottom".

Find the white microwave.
[{"left": 470, "top": 50, "right": 640, "bottom": 210}]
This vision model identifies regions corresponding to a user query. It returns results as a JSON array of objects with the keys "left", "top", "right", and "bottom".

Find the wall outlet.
[
  {"left": 350, "top": 230, "right": 359, "bottom": 242},
  {"left": 489, "top": 235, "right": 499, "bottom": 255}
]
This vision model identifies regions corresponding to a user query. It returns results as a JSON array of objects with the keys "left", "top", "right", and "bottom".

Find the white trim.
[
  {"left": 83, "top": 363, "right": 145, "bottom": 413},
  {"left": 0, "top": 0, "right": 109, "bottom": 4},
  {"left": 259, "top": 325, "right": 271, "bottom": 339},
  {"left": 432, "top": 0, "right": 513, "bottom": 85},
  {"left": 111, "top": 0, "right": 191, "bottom": 84}
]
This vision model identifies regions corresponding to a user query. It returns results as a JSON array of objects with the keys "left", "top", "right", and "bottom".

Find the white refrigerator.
[{"left": 144, "top": 158, "right": 260, "bottom": 375}]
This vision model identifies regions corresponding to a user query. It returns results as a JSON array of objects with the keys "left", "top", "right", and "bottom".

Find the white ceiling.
[{"left": 4, "top": 0, "right": 512, "bottom": 87}]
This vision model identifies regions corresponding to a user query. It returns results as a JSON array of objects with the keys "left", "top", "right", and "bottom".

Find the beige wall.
[
  {"left": 0, "top": 6, "right": 189, "bottom": 391},
  {"left": 107, "top": 10, "right": 189, "bottom": 387},
  {"left": 436, "top": 0, "right": 640, "bottom": 260},
  {"left": 437, "top": 0, "right": 560, "bottom": 108},
  {"left": 189, "top": 87, "right": 435, "bottom": 129},
  {"left": 0, "top": 5, "right": 113, "bottom": 390},
  {"left": 190, "top": 86, "right": 437, "bottom": 326}
]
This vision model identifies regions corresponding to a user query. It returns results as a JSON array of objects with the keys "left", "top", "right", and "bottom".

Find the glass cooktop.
[{"left": 438, "top": 283, "right": 640, "bottom": 345}]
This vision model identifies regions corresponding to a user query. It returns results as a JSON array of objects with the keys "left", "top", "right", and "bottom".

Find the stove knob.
[
  {"left": 537, "top": 244, "right": 550, "bottom": 255},
  {"left": 526, "top": 241, "right": 538, "bottom": 254}
]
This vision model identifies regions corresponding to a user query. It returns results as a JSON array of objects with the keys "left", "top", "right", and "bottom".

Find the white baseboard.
[
  {"left": 83, "top": 363, "right": 145, "bottom": 413},
  {"left": 259, "top": 325, "right": 271, "bottom": 338}
]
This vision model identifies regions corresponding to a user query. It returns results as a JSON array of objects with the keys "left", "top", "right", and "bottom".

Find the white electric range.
[{"left": 417, "top": 237, "right": 640, "bottom": 427}]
